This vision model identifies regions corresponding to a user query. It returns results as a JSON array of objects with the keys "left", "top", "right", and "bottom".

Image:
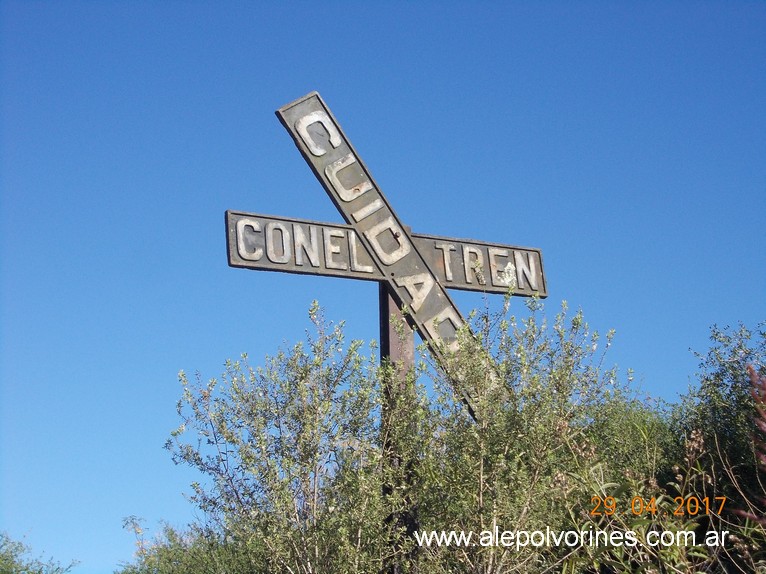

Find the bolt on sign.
[{"left": 226, "top": 92, "right": 547, "bottom": 419}]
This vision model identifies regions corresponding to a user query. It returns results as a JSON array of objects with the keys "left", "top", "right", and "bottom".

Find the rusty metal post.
[
  {"left": 379, "top": 285, "right": 415, "bottom": 379},
  {"left": 380, "top": 282, "right": 418, "bottom": 574}
]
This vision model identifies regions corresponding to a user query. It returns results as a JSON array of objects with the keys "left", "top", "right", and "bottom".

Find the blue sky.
[{"left": 1, "top": 2, "right": 764, "bottom": 572}]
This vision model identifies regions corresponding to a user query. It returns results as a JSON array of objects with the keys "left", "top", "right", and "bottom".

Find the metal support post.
[{"left": 380, "top": 283, "right": 418, "bottom": 574}]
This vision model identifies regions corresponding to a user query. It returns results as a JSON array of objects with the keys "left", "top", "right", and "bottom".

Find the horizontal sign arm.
[{"left": 227, "top": 210, "right": 547, "bottom": 297}]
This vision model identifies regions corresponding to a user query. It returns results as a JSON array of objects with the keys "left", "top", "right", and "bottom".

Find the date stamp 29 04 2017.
[{"left": 590, "top": 495, "right": 727, "bottom": 517}]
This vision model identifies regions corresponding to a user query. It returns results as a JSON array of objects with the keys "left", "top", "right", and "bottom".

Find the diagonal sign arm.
[{"left": 277, "top": 92, "right": 495, "bottom": 420}]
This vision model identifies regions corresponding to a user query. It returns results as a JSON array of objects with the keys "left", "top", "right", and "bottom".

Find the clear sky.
[{"left": 1, "top": 2, "right": 764, "bottom": 572}]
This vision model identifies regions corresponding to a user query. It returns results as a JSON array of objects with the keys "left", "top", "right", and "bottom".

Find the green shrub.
[{"left": 118, "top": 307, "right": 766, "bottom": 573}]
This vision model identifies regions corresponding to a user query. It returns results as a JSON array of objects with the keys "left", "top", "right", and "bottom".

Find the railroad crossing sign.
[{"left": 226, "top": 92, "right": 547, "bottom": 418}]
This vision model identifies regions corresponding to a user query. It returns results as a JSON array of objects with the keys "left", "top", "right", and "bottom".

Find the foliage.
[
  {"left": 559, "top": 322, "right": 766, "bottom": 573},
  {"left": 669, "top": 322, "right": 766, "bottom": 569},
  {"left": 163, "top": 301, "right": 388, "bottom": 573},
  {"left": 748, "top": 364, "right": 766, "bottom": 528},
  {"left": 117, "top": 303, "right": 766, "bottom": 573},
  {"left": 117, "top": 519, "right": 256, "bottom": 574},
  {"left": 0, "top": 532, "right": 76, "bottom": 574},
  {"left": 673, "top": 322, "right": 766, "bottom": 498}
]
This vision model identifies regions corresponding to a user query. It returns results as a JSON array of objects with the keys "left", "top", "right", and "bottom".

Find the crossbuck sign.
[{"left": 226, "top": 92, "right": 547, "bottom": 417}]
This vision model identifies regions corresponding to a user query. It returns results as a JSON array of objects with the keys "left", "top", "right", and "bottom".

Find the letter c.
[
  {"left": 236, "top": 218, "right": 263, "bottom": 261},
  {"left": 295, "top": 110, "right": 342, "bottom": 156}
]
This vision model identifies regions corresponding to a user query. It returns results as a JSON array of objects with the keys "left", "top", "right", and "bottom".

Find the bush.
[
  {"left": 0, "top": 532, "right": 76, "bottom": 574},
  {"left": 118, "top": 305, "right": 766, "bottom": 573}
]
